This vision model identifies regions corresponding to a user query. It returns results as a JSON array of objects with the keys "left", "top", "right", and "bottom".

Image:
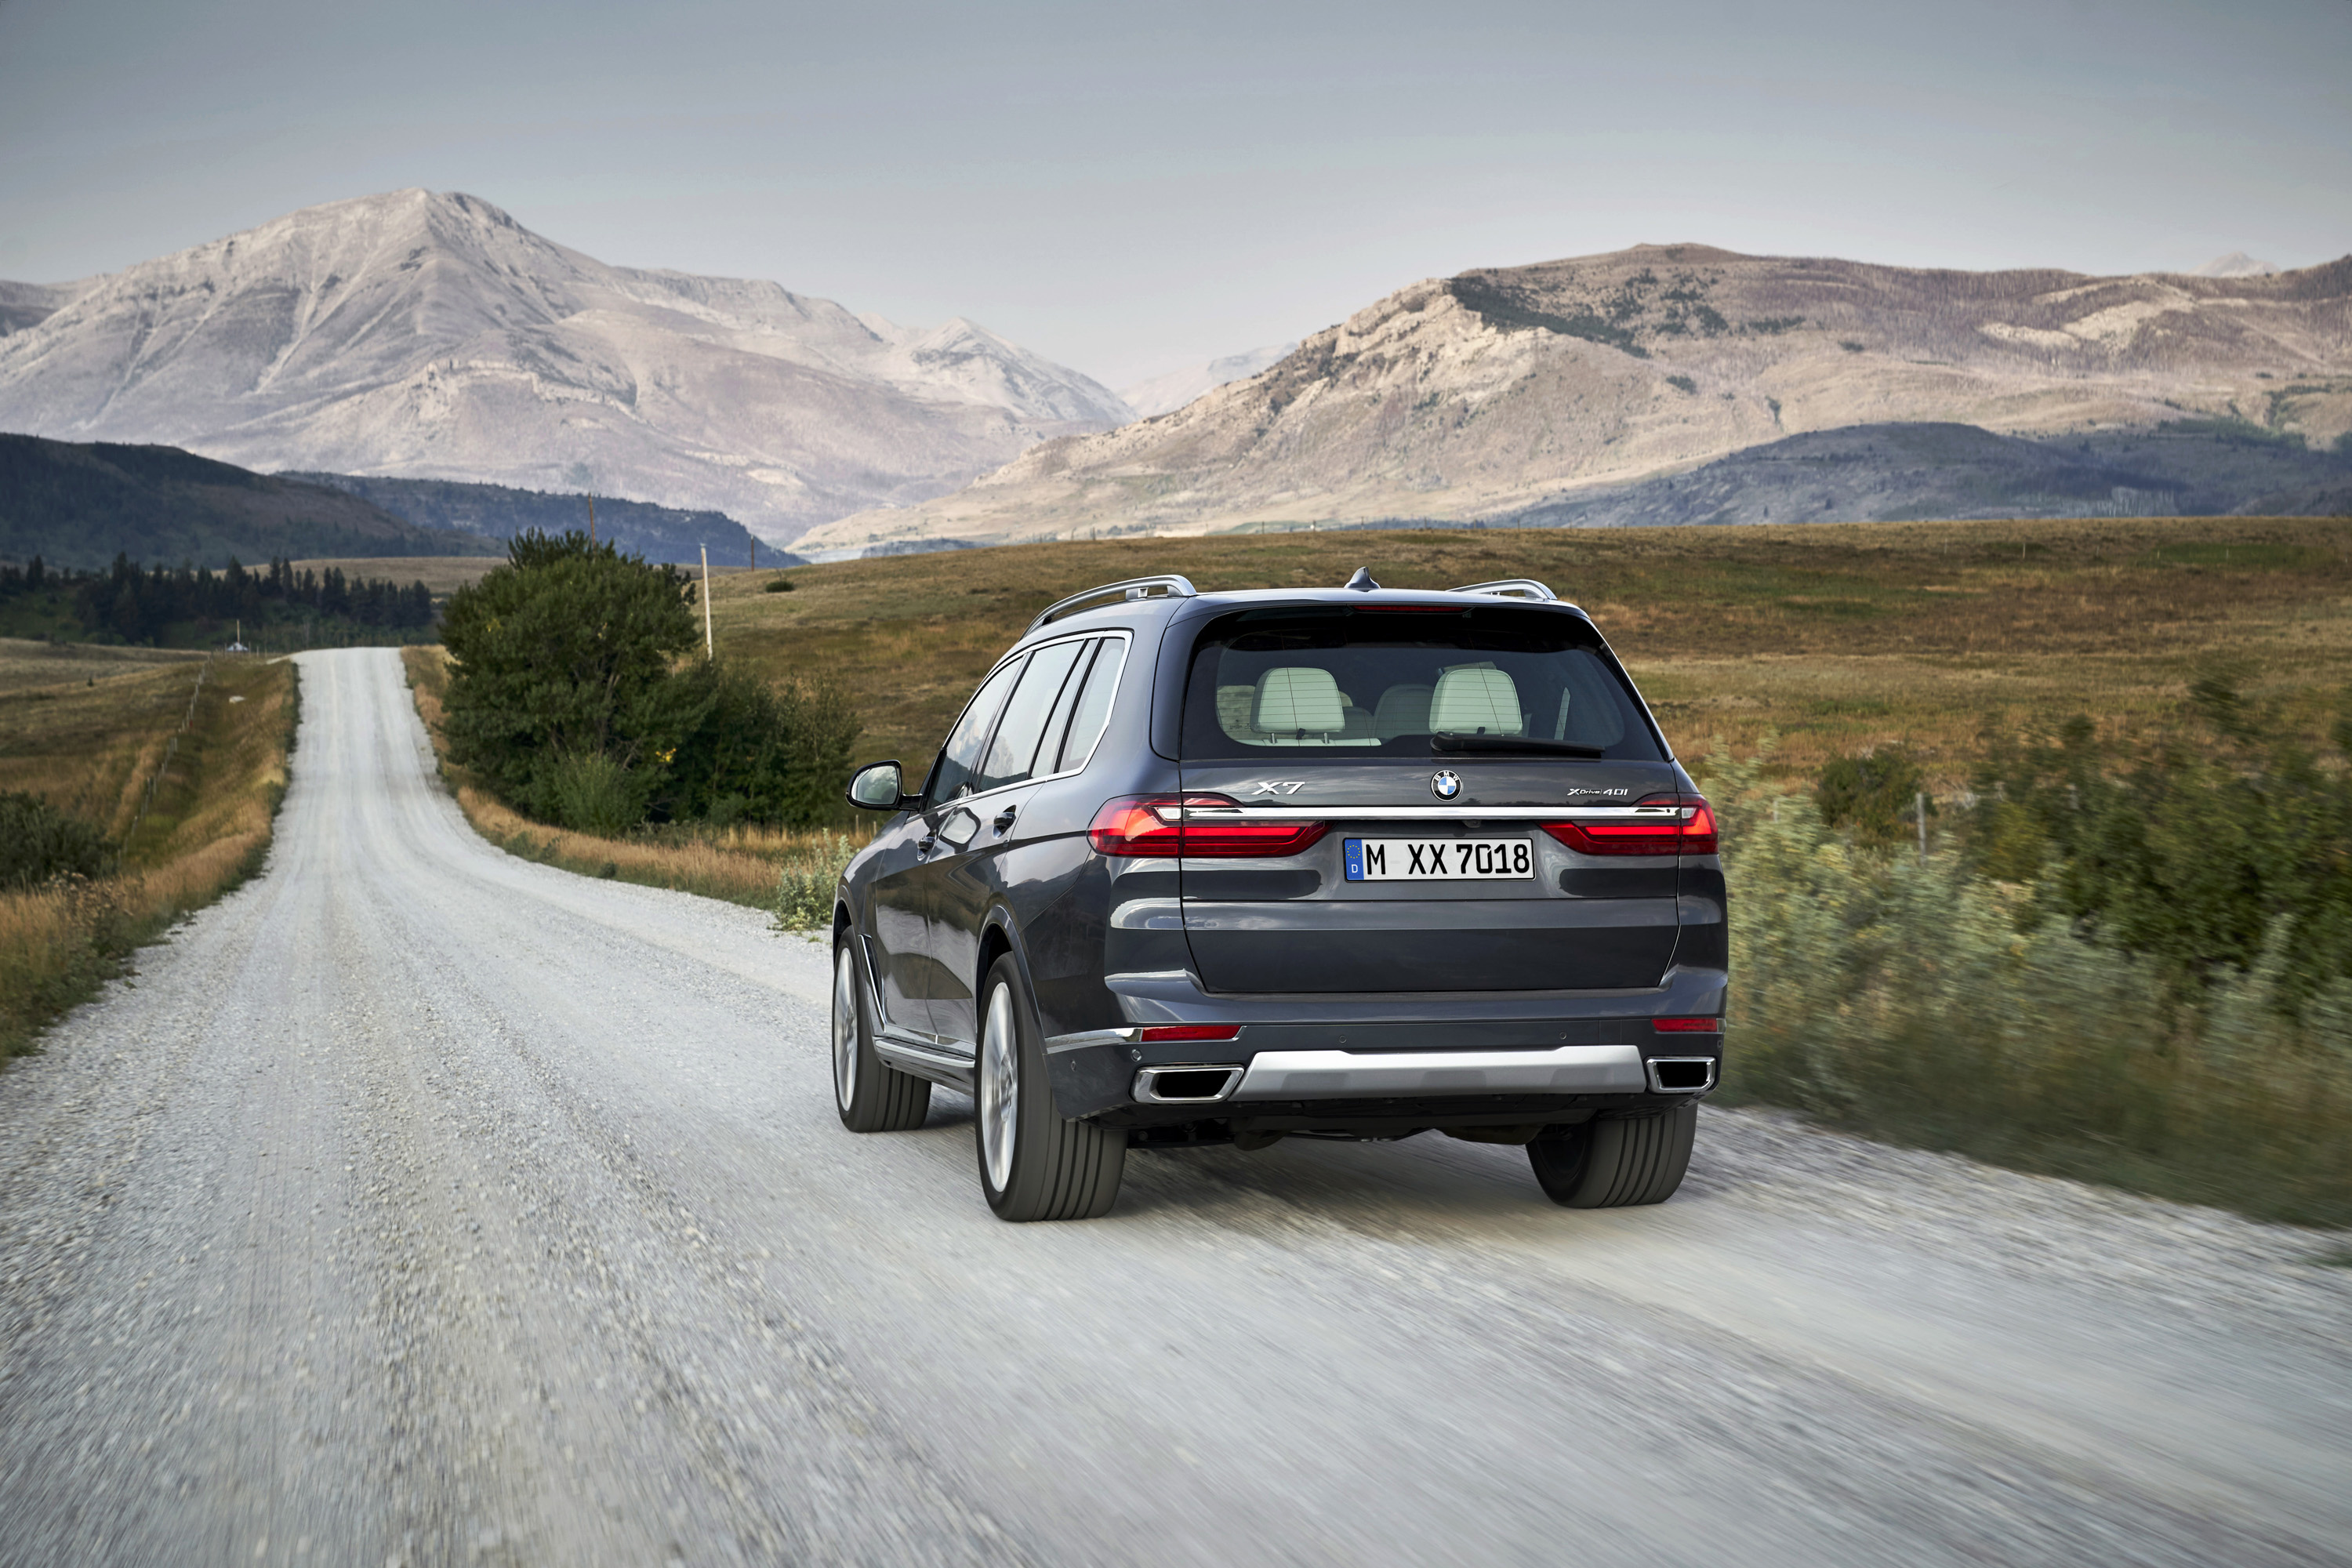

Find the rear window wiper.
[{"left": 1432, "top": 732, "right": 1606, "bottom": 758}]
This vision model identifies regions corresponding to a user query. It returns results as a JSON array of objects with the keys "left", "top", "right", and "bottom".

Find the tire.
[
  {"left": 833, "top": 938, "right": 931, "bottom": 1133},
  {"left": 1527, "top": 1102, "right": 1696, "bottom": 1207},
  {"left": 975, "top": 954, "right": 1125, "bottom": 1221}
]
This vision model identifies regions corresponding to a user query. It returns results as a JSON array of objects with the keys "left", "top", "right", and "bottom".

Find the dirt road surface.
[{"left": 2, "top": 648, "right": 2347, "bottom": 1566}]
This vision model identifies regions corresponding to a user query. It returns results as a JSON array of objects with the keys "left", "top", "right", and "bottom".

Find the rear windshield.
[{"left": 1180, "top": 605, "right": 1665, "bottom": 762}]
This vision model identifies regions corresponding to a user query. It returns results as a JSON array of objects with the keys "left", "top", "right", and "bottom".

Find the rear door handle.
[{"left": 992, "top": 806, "right": 1018, "bottom": 834}]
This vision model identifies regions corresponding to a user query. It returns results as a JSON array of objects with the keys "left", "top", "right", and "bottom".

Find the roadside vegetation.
[
  {"left": 0, "top": 644, "right": 296, "bottom": 1062},
  {"left": 401, "top": 530, "right": 865, "bottom": 916}
]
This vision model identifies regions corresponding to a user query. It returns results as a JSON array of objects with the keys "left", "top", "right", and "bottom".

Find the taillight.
[
  {"left": 1653, "top": 1017, "right": 1723, "bottom": 1033},
  {"left": 1544, "top": 793, "right": 1718, "bottom": 856},
  {"left": 1087, "top": 795, "right": 1330, "bottom": 858},
  {"left": 1138, "top": 1024, "right": 1242, "bottom": 1043}
]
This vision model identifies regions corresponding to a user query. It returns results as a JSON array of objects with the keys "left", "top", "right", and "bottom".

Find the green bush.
[
  {"left": 775, "top": 833, "right": 860, "bottom": 931},
  {"left": 1969, "top": 683, "right": 2352, "bottom": 1011},
  {"left": 440, "top": 531, "right": 701, "bottom": 818},
  {"left": 0, "top": 791, "right": 114, "bottom": 889},
  {"left": 659, "top": 664, "right": 859, "bottom": 830},
  {"left": 539, "top": 751, "right": 652, "bottom": 836},
  {"left": 439, "top": 530, "right": 858, "bottom": 834},
  {"left": 1813, "top": 747, "right": 1929, "bottom": 850}
]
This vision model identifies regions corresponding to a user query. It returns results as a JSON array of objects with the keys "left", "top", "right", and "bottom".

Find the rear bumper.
[{"left": 1046, "top": 1033, "right": 1720, "bottom": 1123}]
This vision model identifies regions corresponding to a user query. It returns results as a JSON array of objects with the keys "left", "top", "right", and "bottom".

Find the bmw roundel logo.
[{"left": 1430, "top": 769, "right": 1462, "bottom": 800}]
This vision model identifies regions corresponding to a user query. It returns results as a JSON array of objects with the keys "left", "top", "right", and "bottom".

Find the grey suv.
[{"left": 833, "top": 571, "right": 1726, "bottom": 1221}]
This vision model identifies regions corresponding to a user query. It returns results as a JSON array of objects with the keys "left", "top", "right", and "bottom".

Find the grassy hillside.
[
  {"left": 0, "top": 434, "right": 497, "bottom": 571},
  {"left": 709, "top": 515, "right": 2352, "bottom": 786}
]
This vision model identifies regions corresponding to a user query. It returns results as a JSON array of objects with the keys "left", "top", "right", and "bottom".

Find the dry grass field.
[
  {"left": 0, "top": 637, "right": 205, "bottom": 695},
  {"left": 711, "top": 516, "right": 2352, "bottom": 783},
  {"left": 0, "top": 648, "right": 296, "bottom": 1059},
  {"left": 289, "top": 556, "right": 503, "bottom": 598}
]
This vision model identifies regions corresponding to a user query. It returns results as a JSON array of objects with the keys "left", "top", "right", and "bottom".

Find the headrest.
[
  {"left": 1252, "top": 666, "right": 1345, "bottom": 734},
  {"left": 1428, "top": 667, "right": 1523, "bottom": 735}
]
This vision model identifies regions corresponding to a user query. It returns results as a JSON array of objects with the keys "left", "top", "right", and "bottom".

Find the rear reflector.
[
  {"left": 1139, "top": 1024, "right": 1243, "bottom": 1043},
  {"left": 1089, "top": 795, "right": 1329, "bottom": 858},
  {"left": 1544, "top": 793, "right": 1719, "bottom": 856},
  {"left": 1653, "top": 1017, "right": 1723, "bottom": 1033}
]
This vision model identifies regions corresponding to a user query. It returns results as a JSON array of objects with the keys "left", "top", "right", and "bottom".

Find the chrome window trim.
[{"left": 925, "top": 631, "right": 1134, "bottom": 813}]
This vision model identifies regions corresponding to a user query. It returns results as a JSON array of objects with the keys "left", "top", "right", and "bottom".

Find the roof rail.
[
  {"left": 1450, "top": 578, "right": 1558, "bottom": 601},
  {"left": 1029, "top": 574, "right": 1199, "bottom": 631}
]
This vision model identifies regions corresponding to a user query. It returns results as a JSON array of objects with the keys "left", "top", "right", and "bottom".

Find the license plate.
[{"left": 1343, "top": 837, "right": 1534, "bottom": 881}]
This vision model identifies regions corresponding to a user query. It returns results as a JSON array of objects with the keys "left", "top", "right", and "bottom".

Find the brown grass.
[
  {"left": 400, "top": 646, "right": 862, "bottom": 913},
  {"left": 0, "top": 653, "right": 296, "bottom": 1059},
  {"left": 723, "top": 517, "right": 2352, "bottom": 783}
]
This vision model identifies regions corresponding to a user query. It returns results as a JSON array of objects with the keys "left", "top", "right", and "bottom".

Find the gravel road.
[{"left": 2, "top": 648, "right": 2347, "bottom": 1567}]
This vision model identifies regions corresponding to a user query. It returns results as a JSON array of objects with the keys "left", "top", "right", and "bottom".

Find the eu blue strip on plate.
[{"left": 1344, "top": 837, "right": 1364, "bottom": 881}]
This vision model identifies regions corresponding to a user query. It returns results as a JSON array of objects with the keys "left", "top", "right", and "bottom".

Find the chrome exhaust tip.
[
  {"left": 1133, "top": 1065, "right": 1244, "bottom": 1104},
  {"left": 1646, "top": 1057, "right": 1717, "bottom": 1094}
]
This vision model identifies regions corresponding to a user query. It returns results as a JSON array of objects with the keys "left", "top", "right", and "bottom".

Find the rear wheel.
[
  {"left": 975, "top": 955, "right": 1125, "bottom": 1221},
  {"left": 833, "top": 939, "right": 931, "bottom": 1132},
  {"left": 1528, "top": 1102, "right": 1696, "bottom": 1207}
]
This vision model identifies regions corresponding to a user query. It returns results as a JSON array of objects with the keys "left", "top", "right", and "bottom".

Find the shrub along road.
[{"left": 0, "top": 648, "right": 2346, "bottom": 1567}]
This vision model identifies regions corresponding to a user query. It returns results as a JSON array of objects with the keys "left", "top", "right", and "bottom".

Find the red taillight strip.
[
  {"left": 1088, "top": 796, "right": 1329, "bottom": 858},
  {"left": 1653, "top": 1017, "right": 1723, "bottom": 1033},
  {"left": 1138, "top": 1024, "right": 1243, "bottom": 1043},
  {"left": 1544, "top": 793, "right": 1717, "bottom": 856}
]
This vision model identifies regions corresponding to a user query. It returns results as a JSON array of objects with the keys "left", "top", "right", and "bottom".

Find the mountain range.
[
  {"left": 794, "top": 243, "right": 2352, "bottom": 555},
  {"left": 0, "top": 191, "right": 1131, "bottom": 544}
]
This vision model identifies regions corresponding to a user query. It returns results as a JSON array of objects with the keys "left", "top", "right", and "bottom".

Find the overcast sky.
[{"left": 2, "top": 0, "right": 2345, "bottom": 388}]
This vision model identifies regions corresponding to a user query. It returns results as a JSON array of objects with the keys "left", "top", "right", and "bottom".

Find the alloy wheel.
[
  {"left": 980, "top": 981, "right": 1018, "bottom": 1191},
  {"left": 832, "top": 946, "right": 858, "bottom": 1112}
]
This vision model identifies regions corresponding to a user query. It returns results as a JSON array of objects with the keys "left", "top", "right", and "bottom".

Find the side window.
[
  {"left": 1055, "top": 637, "right": 1128, "bottom": 773},
  {"left": 927, "top": 657, "right": 1024, "bottom": 805},
  {"left": 976, "top": 638, "right": 1087, "bottom": 792},
  {"left": 1033, "top": 639, "right": 1099, "bottom": 777}
]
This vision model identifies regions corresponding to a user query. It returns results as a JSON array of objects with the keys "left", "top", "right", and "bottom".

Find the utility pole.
[
  {"left": 700, "top": 544, "right": 713, "bottom": 659},
  {"left": 749, "top": 536, "right": 756, "bottom": 571},
  {"left": 586, "top": 491, "right": 597, "bottom": 546},
  {"left": 1917, "top": 791, "right": 1929, "bottom": 862}
]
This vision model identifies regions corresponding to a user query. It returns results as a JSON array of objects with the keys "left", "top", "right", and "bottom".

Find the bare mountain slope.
[
  {"left": 797, "top": 244, "right": 2352, "bottom": 554},
  {"left": 0, "top": 191, "right": 1131, "bottom": 543}
]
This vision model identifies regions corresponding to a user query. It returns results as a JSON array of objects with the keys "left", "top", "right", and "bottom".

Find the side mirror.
[{"left": 846, "top": 760, "right": 906, "bottom": 811}]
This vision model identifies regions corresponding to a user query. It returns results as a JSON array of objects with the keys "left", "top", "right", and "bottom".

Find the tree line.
[{"left": 0, "top": 554, "right": 436, "bottom": 645}]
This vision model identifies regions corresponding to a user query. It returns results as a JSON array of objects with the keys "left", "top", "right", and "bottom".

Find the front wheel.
[
  {"left": 1528, "top": 1102, "right": 1696, "bottom": 1207},
  {"left": 975, "top": 955, "right": 1125, "bottom": 1221},
  {"left": 833, "top": 938, "right": 931, "bottom": 1132}
]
